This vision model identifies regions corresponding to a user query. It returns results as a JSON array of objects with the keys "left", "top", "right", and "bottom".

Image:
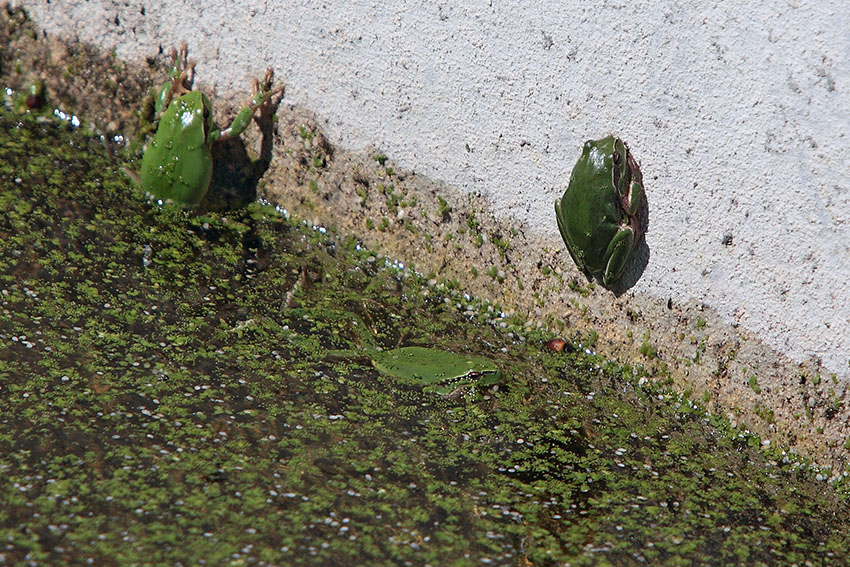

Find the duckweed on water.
[{"left": 1, "top": 107, "right": 850, "bottom": 566}]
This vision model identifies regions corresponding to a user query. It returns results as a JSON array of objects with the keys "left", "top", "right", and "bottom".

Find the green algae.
[{"left": 1, "top": 92, "right": 850, "bottom": 567}]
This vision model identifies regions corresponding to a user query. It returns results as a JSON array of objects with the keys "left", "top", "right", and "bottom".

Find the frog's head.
[
  {"left": 608, "top": 137, "right": 642, "bottom": 214},
  {"left": 580, "top": 137, "right": 638, "bottom": 205}
]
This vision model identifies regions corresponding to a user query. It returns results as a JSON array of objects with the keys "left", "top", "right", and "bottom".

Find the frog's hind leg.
[{"left": 602, "top": 226, "right": 634, "bottom": 286}]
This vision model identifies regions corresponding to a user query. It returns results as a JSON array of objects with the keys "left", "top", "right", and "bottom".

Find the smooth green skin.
[
  {"left": 140, "top": 91, "right": 215, "bottom": 205},
  {"left": 140, "top": 52, "right": 275, "bottom": 206},
  {"left": 555, "top": 136, "right": 643, "bottom": 286}
]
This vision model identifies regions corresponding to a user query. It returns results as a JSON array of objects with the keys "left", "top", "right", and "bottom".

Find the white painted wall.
[{"left": 19, "top": 0, "right": 850, "bottom": 379}]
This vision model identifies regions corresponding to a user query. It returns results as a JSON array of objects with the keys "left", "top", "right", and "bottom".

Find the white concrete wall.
[{"left": 19, "top": 0, "right": 850, "bottom": 380}]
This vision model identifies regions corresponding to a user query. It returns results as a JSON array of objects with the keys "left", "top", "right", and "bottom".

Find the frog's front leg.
[
  {"left": 602, "top": 226, "right": 635, "bottom": 286},
  {"left": 138, "top": 43, "right": 196, "bottom": 133},
  {"left": 215, "top": 68, "right": 284, "bottom": 142}
]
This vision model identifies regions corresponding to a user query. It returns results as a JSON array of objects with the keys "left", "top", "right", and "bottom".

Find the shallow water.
[{"left": 1, "top": 105, "right": 849, "bottom": 566}]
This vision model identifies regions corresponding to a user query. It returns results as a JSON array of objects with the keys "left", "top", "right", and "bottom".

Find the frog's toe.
[{"left": 262, "top": 68, "right": 274, "bottom": 89}]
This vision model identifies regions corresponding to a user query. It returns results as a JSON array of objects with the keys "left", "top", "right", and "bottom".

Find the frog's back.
[
  {"left": 140, "top": 93, "right": 213, "bottom": 205},
  {"left": 558, "top": 138, "right": 624, "bottom": 274}
]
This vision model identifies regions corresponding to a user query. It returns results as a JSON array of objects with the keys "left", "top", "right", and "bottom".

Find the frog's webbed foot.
[
  {"left": 218, "top": 69, "right": 284, "bottom": 142},
  {"left": 251, "top": 70, "right": 286, "bottom": 163},
  {"left": 174, "top": 60, "right": 196, "bottom": 96},
  {"left": 251, "top": 68, "right": 286, "bottom": 123},
  {"left": 170, "top": 43, "right": 195, "bottom": 96}
]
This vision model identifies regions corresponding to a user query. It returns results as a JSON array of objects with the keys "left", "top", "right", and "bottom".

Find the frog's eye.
[
  {"left": 613, "top": 139, "right": 629, "bottom": 195},
  {"left": 612, "top": 149, "right": 623, "bottom": 190}
]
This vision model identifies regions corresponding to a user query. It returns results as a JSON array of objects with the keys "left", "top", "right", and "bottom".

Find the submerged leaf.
[{"left": 370, "top": 346, "right": 501, "bottom": 387}]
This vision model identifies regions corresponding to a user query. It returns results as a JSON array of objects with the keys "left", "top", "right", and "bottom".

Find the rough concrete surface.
[{"left": 10, "top": 1, "right": 850, "bottom": 465}]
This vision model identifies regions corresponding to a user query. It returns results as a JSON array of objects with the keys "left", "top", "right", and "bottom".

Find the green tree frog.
[
  {"left": 138, "top": 44, "right": 281, "bottom": 206},
  {"left": 554, "top": 136, "right": 644, "bottom": 286}
]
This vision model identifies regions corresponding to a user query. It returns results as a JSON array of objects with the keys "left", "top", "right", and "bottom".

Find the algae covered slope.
[{"left": 1, "top": 103, "right": 850, "bottom": 566}]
